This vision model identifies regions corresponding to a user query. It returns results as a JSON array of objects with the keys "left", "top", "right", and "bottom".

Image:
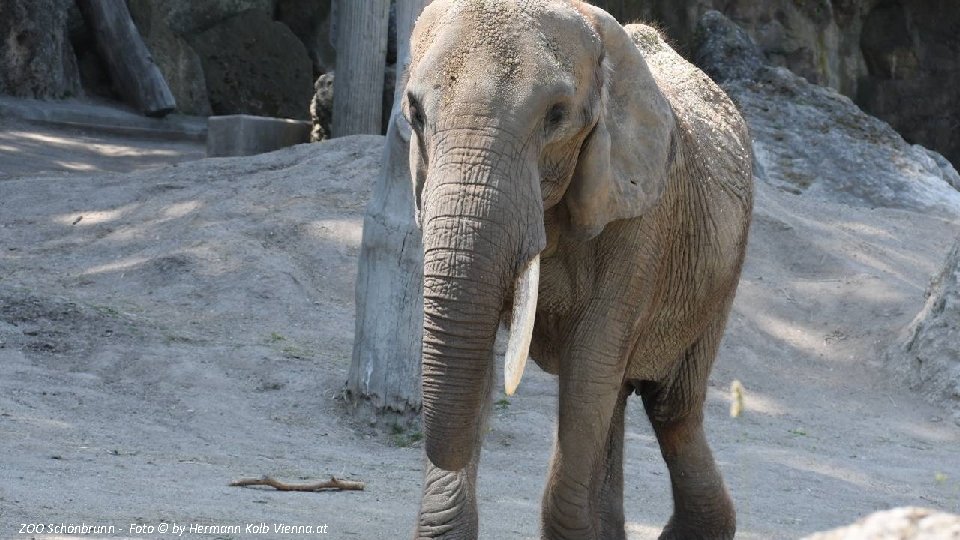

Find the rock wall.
[
  {"left": 590, "top": 0, "right": 960, "bottom": 167},
  {"left": 0, "top": 0, "right": 82, "bottom": 99}
]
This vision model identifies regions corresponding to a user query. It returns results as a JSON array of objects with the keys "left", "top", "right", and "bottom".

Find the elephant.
[{"left": 403, "top": 1, "right": 753, "bottom": 538}]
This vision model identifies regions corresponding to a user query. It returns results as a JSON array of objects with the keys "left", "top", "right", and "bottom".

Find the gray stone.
[
  {"left": 206, "top": 114, "right": 311, "bottom": 157},
  {"left": 128, "top": 3, "right": 212, "bottom": 116},
  {"left": 803, "top": 507, "right": 960, "bottom": 539},
  {"left": 591, "top": 0, "right": 960, "bottom": 168},
  {"left": 126, "top": 0, "right": 275, "bottom": 36},
  {"left": 274, "top": 0, "right": 337, "bottom": 76},
  {"left": 189, "top": 10, "right": 313, "bottom": 120},
  {"left": 309, "top": 64, "right": 395, "bottom": 141},
  {"left": 692, "top": 11, "right": 765, "bottom": 83},
  {"left": 0, "top": 0, "right": 82, "bottom": 99},
  {"left": 0, "top": 95, "right": 207, "bottom": 141},
  {"left": 723, "top": 64, "right": 960, "bottom": 215},
  {"left": 310, "top": 73, "right": 335, "bottom": 142},
  {"left": 888, "top": 239, "right": 960, "bottom": 421}
]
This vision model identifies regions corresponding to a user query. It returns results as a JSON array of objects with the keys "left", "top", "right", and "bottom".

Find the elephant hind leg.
[{"left": 640, "top": 317, "right": 735, "bottom": 540}]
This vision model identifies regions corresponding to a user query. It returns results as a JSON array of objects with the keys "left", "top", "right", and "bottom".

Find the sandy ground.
[
  {"left": 1, "top": 124, "right": 959, "bottom": 540},
  {"left": 0, "top": 119, "right": 204, "bottom": 180}
]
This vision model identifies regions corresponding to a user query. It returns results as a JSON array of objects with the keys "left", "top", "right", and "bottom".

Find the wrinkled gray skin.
[{"left": 403, "top": 1, "right": 753, "bottom": 538}]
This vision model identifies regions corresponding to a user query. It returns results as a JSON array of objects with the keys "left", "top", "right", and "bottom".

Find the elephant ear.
[{"left": 565, "top": 5, "right": 676, "bottom": 239}]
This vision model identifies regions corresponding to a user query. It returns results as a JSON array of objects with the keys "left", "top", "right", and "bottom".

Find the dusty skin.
[{"left": 1, "top": 121, "right": 959, "bottom": 539}]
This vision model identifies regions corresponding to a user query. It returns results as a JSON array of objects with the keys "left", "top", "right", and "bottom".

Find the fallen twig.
[{"left": 229, "top": 475, "right": 364, "bottom": 492}]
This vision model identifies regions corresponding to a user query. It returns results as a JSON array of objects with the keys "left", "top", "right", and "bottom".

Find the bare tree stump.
[
  {"left": 78, "top": 0, "right": 176, "bottom": 117},
  {"left": 345, "top": 0, "right": 432, "bottom": 425}
]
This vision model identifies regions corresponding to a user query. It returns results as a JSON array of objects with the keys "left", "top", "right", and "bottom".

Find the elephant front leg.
[
  {"left": 597, "top": 386, "right": 631, "bottom": 540},
  {"left": 541, "top": 333, "right": 628, "bottom": 540}
]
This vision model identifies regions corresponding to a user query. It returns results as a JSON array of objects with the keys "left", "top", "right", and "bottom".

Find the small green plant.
[
  {"left": 788, "top": 427, "right": 807, "bottom": 437},
  {"left": 390, "top": 423, "right": 423, "bottom": 447},
  {"left": 281, "top": 345, "right": 311, "bottom": 359},
  {"left": 94, "top": 305, "right": 120, "bottom": 317},
  {"left": 269, "top": 332, "right": 286, "bottom": 342},
  {"left": 495, "top": 397, "right": 511, "bottom": 411},
  {"left": 935, "top": 472, "right": 948, "bottom": 484}
]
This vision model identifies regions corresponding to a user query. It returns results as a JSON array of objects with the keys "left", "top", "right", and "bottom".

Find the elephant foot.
[
  {"left": 657, "top": 513, "right": 735, "bottom": 540},
  {"left": 598, "top": 525, "right": 627, "bottom": 540}
]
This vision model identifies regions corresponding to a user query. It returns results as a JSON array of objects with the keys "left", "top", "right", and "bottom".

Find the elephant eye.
[
  {"left": 407, "top": 93, "right": 426, "bottom": 132},
  {"left": 544, "top": 103, "right": 566, "bottom": 134}
]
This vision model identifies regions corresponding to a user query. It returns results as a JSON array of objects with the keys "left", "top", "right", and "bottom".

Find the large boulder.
[
  {"left": 310, "top": 73, "right": 335, "bottom": 142},
  {"left": 888, "top": 239, "right": 960, "bottom": 425},
  {"left": 803, "top": 507, "right": 960, "bottom": 539},
  {"left": 691, "top": 10, "right": 765, "bottom": 83},
  {"left": 694, "top": 11, "right": 960, "bottom": 215},
  {"left": 274, "top": 0, "right": 337, "bottom": 77},
  {"left": 128, "top": 3, "right": 212, "bottom": 116},
  {"left": 189, "top": 10, "right": 313, "bottom": 120},
  {"left": 0, "top": 0, "right": 82, "bottom": 99}
]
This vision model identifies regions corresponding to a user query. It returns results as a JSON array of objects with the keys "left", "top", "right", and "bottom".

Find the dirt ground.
[{"left": 1, "top": 121, "right": 959, "bottom": 540}]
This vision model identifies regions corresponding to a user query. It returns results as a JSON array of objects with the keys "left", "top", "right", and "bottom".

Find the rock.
[
  {"left": 692, "top": 10, "right": 765, "bottom": 83},
  {"left": 189, "top": 9, "right": 313, "bottom": 120},
  {"left": 126, "top": 0, "right": 275, "bottom": 36},
  {"left": 593, "top": 0, "right": 960, "bottom": 168},
  {"left": 128, "top": 4, "right": 212, "bottom": 116},
  {"left": 723, "top": 63, "right": 960, "bottom": 215},
  {"left": 309, "top": 64, "right": 395, "bottom": 141},
  {"left": 888, "top": 239, "right": 960, "bottom": 420},
  {"left": 274, "top": 0, "right": 337, "bottom": 76},
  {"left": 310, "top": 73, "right": 335, "bottom": 142},
  {"left": 915, "top": 146, "right": 960, "bottom": 192},
  {"left": 0, "top": 0, "right": 82, "bottom": 99},
  {"left": 207, "top": 114, "right": 311, "bottom": 157},
  {"left": 855, "top": 1, "right": 960, "bottom": 176},
  {"left": 803, "top": 507, "right": 960, "bottom": 539}
]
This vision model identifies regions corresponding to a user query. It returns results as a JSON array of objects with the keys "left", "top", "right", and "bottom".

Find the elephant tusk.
[{"left": 504, "top": 254, "right": 539, "bottom": 396}]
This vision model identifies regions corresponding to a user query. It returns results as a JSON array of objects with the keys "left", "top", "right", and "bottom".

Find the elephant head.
[{"left": 404, "top": 0, "right": 675, "bottom": 472}]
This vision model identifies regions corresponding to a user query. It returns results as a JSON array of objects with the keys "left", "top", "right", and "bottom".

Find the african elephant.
[{"left": 404, "top": 1, "right": 752, "bottom": 538}]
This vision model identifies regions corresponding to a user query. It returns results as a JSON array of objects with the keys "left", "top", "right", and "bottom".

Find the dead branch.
[{"left": 229, "top": 475, "right": 364, "bottom": 492}]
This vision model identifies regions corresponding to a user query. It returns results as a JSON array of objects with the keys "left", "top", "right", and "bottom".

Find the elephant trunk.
[{"left": 419, "top": 143, "right": 545, "bottom": 471}]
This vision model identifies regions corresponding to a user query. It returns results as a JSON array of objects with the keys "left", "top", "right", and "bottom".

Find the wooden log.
[{"left": 78, "top": 0, "right": 176, "bottom": 117}]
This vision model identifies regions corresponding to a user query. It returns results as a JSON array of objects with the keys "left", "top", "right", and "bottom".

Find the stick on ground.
[{"left": 229, "top": 476, "right": 365, "bottom": 492}]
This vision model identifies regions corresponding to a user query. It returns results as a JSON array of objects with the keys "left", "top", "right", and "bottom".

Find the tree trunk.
[
  {"left": 78, "top": 0, "right": 176, "bottom": 117},
  {"left": 345, "top": 0, "right": 432, "bottom": 425},
  {"left": 331, "top": 0, "right": 391, "bottom": 137}
]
